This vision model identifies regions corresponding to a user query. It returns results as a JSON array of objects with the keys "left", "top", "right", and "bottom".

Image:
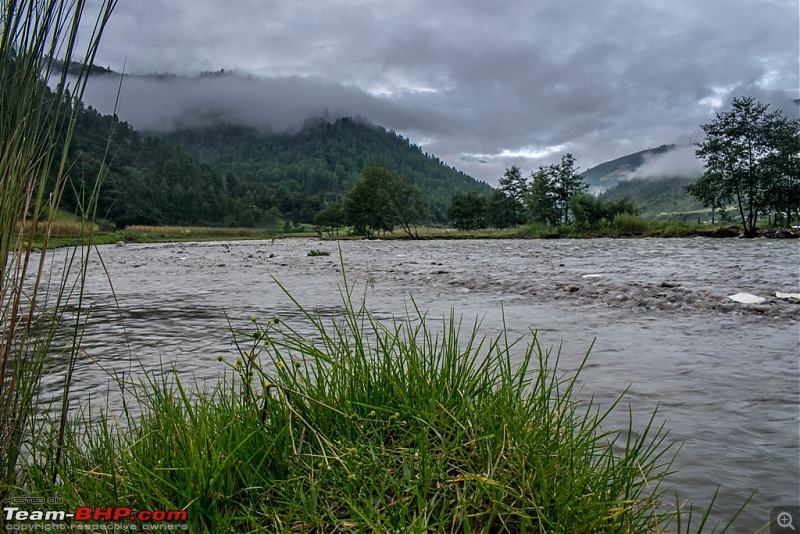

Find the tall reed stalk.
[{"left": 0, "top": 0, "right": 115, "bottom": 504}]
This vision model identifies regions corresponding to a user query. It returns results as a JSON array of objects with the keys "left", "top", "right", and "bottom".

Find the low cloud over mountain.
[{"left": 78, "top": 0, "right": 798, "bottom": 184}]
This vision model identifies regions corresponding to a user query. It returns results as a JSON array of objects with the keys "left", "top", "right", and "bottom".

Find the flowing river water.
[{"left": 36, "top": 237, "right": 799, "bottom": 531}]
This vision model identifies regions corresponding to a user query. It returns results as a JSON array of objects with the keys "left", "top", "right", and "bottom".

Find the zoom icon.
[{"left": 772, "top": 507, "right": 800, "bottom": 533}]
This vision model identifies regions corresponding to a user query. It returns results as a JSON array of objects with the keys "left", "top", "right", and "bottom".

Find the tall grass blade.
[{"left": 0, "top": 0, "right": 116, "bottom": 509}]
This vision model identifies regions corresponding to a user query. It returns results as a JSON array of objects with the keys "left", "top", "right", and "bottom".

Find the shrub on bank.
[{"left": 613, "top": 213, "right": 650, "bottom": 235}]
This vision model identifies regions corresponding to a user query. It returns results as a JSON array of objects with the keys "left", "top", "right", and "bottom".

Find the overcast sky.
[{"left": 78, "top": 0, "right": 799, "bottom": 185}]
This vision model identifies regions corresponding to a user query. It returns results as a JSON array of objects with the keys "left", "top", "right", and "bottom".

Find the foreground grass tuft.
[{"left": 21, "top": 271, "right": 746, "bottom": 532}]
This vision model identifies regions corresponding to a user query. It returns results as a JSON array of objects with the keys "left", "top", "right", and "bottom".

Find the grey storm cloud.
[{"left": 79, "top": 0, "right": 799, "bottom": 184}]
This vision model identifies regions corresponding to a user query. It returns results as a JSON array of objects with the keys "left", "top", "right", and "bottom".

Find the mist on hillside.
[
  {"left": 78, "top": 71, "right": 448, "bottom": 135},
  {"left": 628, "top": 145, "right": 704, "bottom": 180},
  {"left": 74, "top": 69, "right": 789, "bottom": 186}
]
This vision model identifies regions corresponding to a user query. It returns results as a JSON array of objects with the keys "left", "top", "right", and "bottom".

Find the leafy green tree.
[
  {"left": 550, "top": 153, "right": 587, "bottom": 225},
  {"left": 344, "top": 165, "right": 428, "bottom": 238},
  {"left": 685, "top": 174, "right": 728, "bottom": 225},
  {"left": 343, "top": 178, "right": 392, "bottom": 238},
  {"left": 569, "top": 193, "right": 606, "bottom": 228},
  {"left": 498, "top": 165, "right": 527, "bottom": 224},
  {"left": 365, "top": 165, "right": 428, "bottom": 238},
  {"left": 447, "top": 191, "right": 487, "bottom": 230},
  {"left": 525, "top": 168, "right": 560, "bottom": 226},
  {"left": 762, "top": 114, "right": 800, "bottom": 226},
  {"left": 691, "top": 96, "right": 800, "bottom": 236},
  {"left": 525, "top": 154, "right": 586, "bottom": 225},
  {"left": 314, "top": 203, "right": 346, "bottom": 236},
  {"left": 485, "top": 190, "right": 519, "bottom": 229}
]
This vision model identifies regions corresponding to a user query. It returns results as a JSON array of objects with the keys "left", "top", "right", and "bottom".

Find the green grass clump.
[
  {"left": 21, "top": 268, "right": 744, "bottom": 532},
  {"left": 613, "top": 213, "right": 650, "bottom": 235}
]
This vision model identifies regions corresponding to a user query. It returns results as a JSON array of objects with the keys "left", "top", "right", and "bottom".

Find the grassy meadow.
[{"left": 27, "top": 219, "right": 318, "bottom": 248}]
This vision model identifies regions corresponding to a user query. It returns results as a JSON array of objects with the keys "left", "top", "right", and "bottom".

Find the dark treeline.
[
  {"left": 158, "top": 117, "right": 493, "bottom": 226},
  {"left": 54, "top": 102, "right": 492, "bottom": 228}
]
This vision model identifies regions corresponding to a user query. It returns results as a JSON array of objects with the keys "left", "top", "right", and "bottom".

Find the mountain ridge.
[
  {"left": 581, "top": 144, "right": 679, "bottom": 189},
  {"left": 584, "top": 144, "right": 706, "bottom": 217}
]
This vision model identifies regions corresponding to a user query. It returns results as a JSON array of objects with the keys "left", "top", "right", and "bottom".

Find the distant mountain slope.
[
  {"left": 581, "top": 144, "right": 677, "bottom": 190},
  {"left": 157, "top": 117, "right": 493, "bottom": 223},
  {"left": 600, "top": 177, "right": 704, "bottom": 218},
  {"left": 580, "top": 144, "right": 707, "bottom": 218}
]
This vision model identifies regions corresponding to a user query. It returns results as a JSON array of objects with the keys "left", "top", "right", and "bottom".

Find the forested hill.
[
  {"left": 58, "top": 104, "right": 492, "bottom": 227},
  {"left": 62, "top": 105, "right": 255, "bottom": 227},
  {"left": 157, "top": 117, "right": 493, "bottom": 223}
]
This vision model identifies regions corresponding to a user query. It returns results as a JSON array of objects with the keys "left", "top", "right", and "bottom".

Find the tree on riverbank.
[
  {"left": 344, "top": 165, "right": 428, "bottom": 238},
  {"left": 446, "top": 191, "right": 488, "bottom": 230},
  {"left": 525, "top": 153, "right": 588, "bottom": 225},
  {"left": 448, "top": 154, "right": 622, "bottom": 230},
  {"left": 688, "top": 96, "right": 800, "bottom": 236},
  {"left": 525, "top": 167, "right": 561, "bottom": 226},
  {"left": 498, "top": 165, "right": 528, "bottom": 225}
]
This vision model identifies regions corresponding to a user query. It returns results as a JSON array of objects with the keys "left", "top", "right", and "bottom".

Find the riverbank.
[
  {"left": 328, "top": 222, "right": 800, "bottom": 240},
  {"left": 25, "top": 220, "right": 800, "bottom": 249},
  {"left": 30, "top": 224, "right": 318, "bottom": 249}
]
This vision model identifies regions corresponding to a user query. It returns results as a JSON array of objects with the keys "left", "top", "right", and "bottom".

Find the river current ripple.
[{"left": 36, "top": 237, "right": 799, "bottom": 531}]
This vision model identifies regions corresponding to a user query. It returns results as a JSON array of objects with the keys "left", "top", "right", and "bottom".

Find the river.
[{"left": 36, "top": 237, "right": 799, "bottom": 531}]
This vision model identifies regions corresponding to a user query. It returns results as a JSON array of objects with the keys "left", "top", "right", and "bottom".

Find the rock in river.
[{"left": 728, "top": 292, "right": 766, "bottom": 304}]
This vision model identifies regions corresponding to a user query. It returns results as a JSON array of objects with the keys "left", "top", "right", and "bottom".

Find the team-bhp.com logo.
[{"left": 4, "top": 506, "right": 188, "bottom": 531}]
